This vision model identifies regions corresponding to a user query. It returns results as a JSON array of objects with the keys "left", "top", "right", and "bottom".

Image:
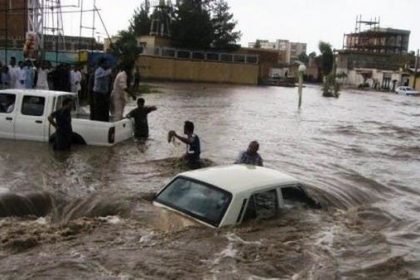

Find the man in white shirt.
[
  {"left": 70, "top": 66, "right": 82, "bottom": 94},
  {"left": 36, "top": 61, "right": 50, "bottom": 90},
  {"left": 111, "top": 63, "right": 135, "bottom": 121},
  {"left": 16, "top": 61, "right": 26, "bottom": 89},
  {"left": 7, "top": 57, "right": 19, "bottom": 89}
]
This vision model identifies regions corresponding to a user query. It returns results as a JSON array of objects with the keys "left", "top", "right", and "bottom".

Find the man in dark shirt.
[
  {"left": 126, "top": 98, "right": 157, "bottom": 139},
  {"left": 48, "top": 98, "right": 73, "bottom": 150},
  {"left": 235, "top": 141, "right": 263, "bottom": 166},
  {"left": 170, "top": 121, "right": 201, "bottom": 169}
]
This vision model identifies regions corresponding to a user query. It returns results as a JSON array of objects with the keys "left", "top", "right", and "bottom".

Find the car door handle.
[
  {"left": 35, "top": 120, "right": 43, "bottom": 124},
  {"left": 5, "top": 117, "right": 12, "bottom": 121}
]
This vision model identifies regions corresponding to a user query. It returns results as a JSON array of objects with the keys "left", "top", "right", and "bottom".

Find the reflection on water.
[{"left": 0, "top": 83, "right": 419, "bottom": 279}]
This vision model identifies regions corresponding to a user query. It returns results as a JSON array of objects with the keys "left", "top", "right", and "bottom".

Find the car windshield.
[{"left": 155, "top": 177, "right": 232, "bottom": 227}]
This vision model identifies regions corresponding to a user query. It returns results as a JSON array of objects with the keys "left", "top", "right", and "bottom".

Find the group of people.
[
  {"left": 90, "top": 58, "right": 141, "bottom": 122},
  {"left": 1, "top": 57, "right": 83, "bottom": 95},
  {"left": 47, "top": 92, "right": 263, "bottom": 169},
  {"left": 46, "top": 56, "right": 264, "bottom": 168},
  {"left": 169, "top": 121, "right": 263, "bottom": 169}
]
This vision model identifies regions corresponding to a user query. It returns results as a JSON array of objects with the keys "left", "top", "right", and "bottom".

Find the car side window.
[
  {"left": 0, "top": 93, "right": 16, "bottom": 114},
  {"left": 243, "top": 189, "right": 278, "bottom": 222},
  {"left": 21, "top": 96, "right": 45, "bottom": 116}
]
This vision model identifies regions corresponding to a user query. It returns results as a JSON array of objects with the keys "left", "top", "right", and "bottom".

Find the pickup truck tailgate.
[{"left": 71, "top": 118, "right": 133, "bottom": 146}]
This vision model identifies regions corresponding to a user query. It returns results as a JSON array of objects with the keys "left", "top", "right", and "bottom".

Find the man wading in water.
[
  {"left": 169, "top": 121, "right": 201, "bottom": 169},
  {"left": 126, "top": 98, "right": 157, "bottom": 140},
  {"left": 48, "top": 98, "right": 74, "bottom": 150},
  {"left": 235, "top": 140, "right": 263, "bottom": 166}
]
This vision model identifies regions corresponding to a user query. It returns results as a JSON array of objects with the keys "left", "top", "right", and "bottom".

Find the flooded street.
[{"left": 0, "top": 83, "right": 419, "bottom": 279}]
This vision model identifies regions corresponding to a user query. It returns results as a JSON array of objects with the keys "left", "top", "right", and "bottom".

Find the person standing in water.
[
  {"left": 48, "top": 98, "right": 74, "bottom": 151},
  {"left": 126, "top": 98, "right": 157, "bottom": 139},
  {"left": 234, "top": 141, "right": 263, "bottom": 166},
  {"left": 169, "top": 121, "right": 201, "bottom": 169}
]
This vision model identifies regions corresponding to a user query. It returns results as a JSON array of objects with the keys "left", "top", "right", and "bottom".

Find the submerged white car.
[
  {"left": 153, "top": 165, "right": 320, "bottom": 228},
  {"left": 395, "top": 86, "right": 420, "bottom": 96}
]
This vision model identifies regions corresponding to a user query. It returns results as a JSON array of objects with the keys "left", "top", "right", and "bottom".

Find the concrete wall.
[
  {"left": 138, "top": 36, "right": 171, "bottom": 48},
  {"left": 137, "top": 55, "right": 259, "bottom": 85},
  {"left": 337, "top": 67, "right": 405, "bottom": 89},
  {"left": 409, "top": 75, "right": 420, "bottom": 90}
]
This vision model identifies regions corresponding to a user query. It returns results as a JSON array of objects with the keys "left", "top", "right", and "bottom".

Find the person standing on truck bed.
[
  {"left": 92, "top": 58, "right": 112, "bottom": 122},
  {"left": 8, "top": 57, "right": 18, "bottom": 89},
  {"left": 48, "top": 98, "right": 74, "bottom": 151},
  {"left": 16, "top": 61, "right": 26, "bottom": 89},
  {"left": 24, "top": 60, "right": 35, "bottom": 89},
  {"left": 35, "top": 61, "right": 50, "bottom": 90},
  {"left": 111, "top": 63, "right": 135, "bottom": 121},
  {"left": 126, "top": 98, "right": 157, "bottom": 139}
]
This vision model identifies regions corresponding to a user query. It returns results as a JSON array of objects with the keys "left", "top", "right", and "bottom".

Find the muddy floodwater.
[{"left": 0, "top": 83, "right": 419, "bottom": 279}]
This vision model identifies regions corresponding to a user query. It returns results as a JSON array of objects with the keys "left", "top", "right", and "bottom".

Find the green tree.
[
  {"left": 171, "top": 1, "right": 214, "bottom": 49},
  {"left": 254, "top": 39, "right": 261, "bottom": 48},
  {"left": 129, "top": 1, "right": 151, "bottom": 36},
  {"left": 210, "top": 0, "right": 241, "bottom": 51},
  {"left": 318, "top": 41, "right": 340, "bottom": 97},
  {"left": 318, "top": 41, "right": 334, "bottom": 76},
  {"left": 110, "top": 30, "right": 141, "bottom": 66},
  {"left": 297, "top": 52, "right": 309, "bottom": 65},
  {"left": 308, "top": 51, "right": 317, "bottom": 59}
]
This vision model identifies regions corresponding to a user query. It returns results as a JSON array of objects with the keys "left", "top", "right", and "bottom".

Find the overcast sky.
[{"left": 61, "top": 0, "right": 420, "bottom": 53}]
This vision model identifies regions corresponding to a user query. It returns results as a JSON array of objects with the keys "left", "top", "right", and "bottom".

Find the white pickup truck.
[{"left": 0, "top": 89, "right": 133, "bottom": 146}]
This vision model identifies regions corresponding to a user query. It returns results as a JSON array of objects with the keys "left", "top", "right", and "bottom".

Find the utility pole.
[
  {"left": 413, "top": 49, "right": 419, "bottom": 90},
  {"left": 298, "top": 64, "right": 306, "bottom": 109},
  {"left": 5, "top": 0, "right": 8, "bottom": 63}
]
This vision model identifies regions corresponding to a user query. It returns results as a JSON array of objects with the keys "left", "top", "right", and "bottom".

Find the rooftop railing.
[{"left": 140, "top": 46, "right": 259, "bottom": 65}]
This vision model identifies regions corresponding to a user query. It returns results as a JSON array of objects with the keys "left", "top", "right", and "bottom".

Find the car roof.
[
  {"left": 177, "top": 165, "right": 299, "bottom": 195},
  {"left": 0, "top": 89, "right": 76, "bottom": 98}
]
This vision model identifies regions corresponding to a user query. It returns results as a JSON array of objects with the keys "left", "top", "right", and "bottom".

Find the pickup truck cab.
[
  {"left": 0, "top": 89, "right": 133, "bottom": 146},
  {"left": 153, "top": 165, "right": 320, "bottom": 228}
]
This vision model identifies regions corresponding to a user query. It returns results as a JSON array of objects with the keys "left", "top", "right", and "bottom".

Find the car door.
[
  {"left": 0, "top": 92, "right": 17, "bottom": 139},
  {"left": 242, "top": 189, "right": 280, "bottom": 222},
  {"left": 14, "top": 95, "right": 48, "bottom": 141}
]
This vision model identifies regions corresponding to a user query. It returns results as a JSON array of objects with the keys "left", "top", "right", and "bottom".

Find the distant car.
[
  {"left": 395, "top": 86, "right": 420, "bottom": 96},
  {"left": 153, "top": 165, "right": 320, "bottom": 228}
]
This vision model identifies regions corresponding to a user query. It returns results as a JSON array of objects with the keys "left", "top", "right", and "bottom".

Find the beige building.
[{"left": 248, "top": 39, "right": 307, "bottom": 63}]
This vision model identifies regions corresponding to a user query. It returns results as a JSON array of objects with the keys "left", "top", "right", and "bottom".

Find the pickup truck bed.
[{"left": 0, "top": 89, "right": 133, "bottom": 146}]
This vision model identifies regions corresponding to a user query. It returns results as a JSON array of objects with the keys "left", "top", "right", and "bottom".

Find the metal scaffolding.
[
  {"left": 343, "top": 16, "right": 410, "bottom": 55},
  {"left": 0, "top": 0, "right": 109, "bottom": 62}
]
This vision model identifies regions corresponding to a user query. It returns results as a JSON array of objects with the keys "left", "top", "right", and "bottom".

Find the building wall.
[
  {"left": 337, "top": 67, "right": 404, "bottom": 89},
  {"left": 409, "top": 75, "right": 420, "bottom": 91},
  {"left": 137, "top": 55, "right": 259, "bottom": 85},
  {"left": 237, "top": 48, "right": 283, "bottom": 80},
  {"left": 345, "top": 28, "right": 410, "bottom": 54},
  {"left": 248, "top": 39, "right": 307, "bottom": 63},
  {"left": 138, "top": 35, "right": 171, "bottom": 48},
  {"left": 337, "top": 51, "right": 412, "bottom": 71},
  {"left": 0, "top": 0, "right": 27, "bottom": 39},
  {"left": 290, "top": 42, "right": 307, "bottom": 61}
]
